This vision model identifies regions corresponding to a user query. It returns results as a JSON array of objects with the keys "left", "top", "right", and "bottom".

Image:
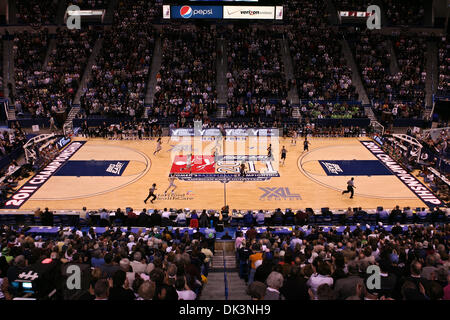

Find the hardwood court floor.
[{"left": 13, "top": 136, "right": 426, "bottom": 211}]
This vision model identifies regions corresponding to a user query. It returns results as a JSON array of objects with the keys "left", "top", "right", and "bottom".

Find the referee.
[
  {"left": 342, "top": 177, "right": 355, "bottom": 199},
  {"left": 144, "top": 183, "right": 157, "bottom": 204}
]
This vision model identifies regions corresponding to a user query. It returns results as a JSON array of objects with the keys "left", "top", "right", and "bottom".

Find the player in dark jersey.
[
  {"left": 144, "top": 183, "right": 157, "bottom": 204},
  {"left": 303, "top": 139, "right": 311, "bottom": 152},
  {"left": 240, "top": 162, "right": 246, "bottom": 177},
  {"left": 280, "top": 146, "right": 287, "bottom": 165},
  {"left": 267, "top": 144, "right": 272, "bottom": 159}
]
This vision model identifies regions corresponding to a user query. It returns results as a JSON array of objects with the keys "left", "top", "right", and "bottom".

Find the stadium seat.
[
  {"left": 417, "top": 213, "right": 429, "bottom": 223},
  {"left": 53, "top": 216, "right": 62, "bottom": 226},
  {"left": 315, "top": 216, "right": 324, "bottom": 225},
  {"left": 285, "top": 216, "right": 294, "bottom": 226}
]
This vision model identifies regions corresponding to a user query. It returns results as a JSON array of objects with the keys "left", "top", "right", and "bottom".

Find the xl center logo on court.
[{"left": 259, "top": 187, "right": 301, "bottom": 201}]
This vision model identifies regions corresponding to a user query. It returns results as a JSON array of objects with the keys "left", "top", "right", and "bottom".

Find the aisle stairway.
[
  {"left": 144, "top": 34, "right": 162, "bottom": 117},
  {"left": 200, "top": 249, "right": 250, "bottom": 300},
  {"left": 340, "top": 39, "right": 370, "bottom": 105},
  {"left": 425, "top": 40, "right": 438, "bottom": 117},
  {"left": 73, "top": 38, "right": 104, "bottom": 105}
]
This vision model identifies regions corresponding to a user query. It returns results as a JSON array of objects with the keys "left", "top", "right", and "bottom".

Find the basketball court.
[{"left": 2, "top": 135, "right": 442, "bottom": 212}]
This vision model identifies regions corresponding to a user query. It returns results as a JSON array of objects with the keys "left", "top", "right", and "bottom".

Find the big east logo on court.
[{"left": 170, "top": 155, "right": 279, "bottom": 182}]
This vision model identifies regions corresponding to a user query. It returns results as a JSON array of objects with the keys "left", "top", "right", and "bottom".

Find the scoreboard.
[{"left": 162, "top": 0, "right": 283, "bottom": 20}]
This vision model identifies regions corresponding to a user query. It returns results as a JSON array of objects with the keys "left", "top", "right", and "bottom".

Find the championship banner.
[
  {"left": 3, "top": 141, "right": 86, "bottom": 209},
  {"left": 361, "top": 141, "right": 443, "bottom": 207}
]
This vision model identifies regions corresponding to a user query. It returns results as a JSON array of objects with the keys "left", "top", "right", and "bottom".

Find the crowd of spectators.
[
  {"left": 286, "top": 1, "right": 357, "bottom": 101},
  {"left": 238, "top": 222, "right": 449, "bottom": 300},
  {"left": 437, "top": 36, "right": 449, "bottom": 98},
  {"left": 382, "top": 0, "right": 425, "bottom": 26},
  {"left": 299, "top": 101, "right": 365, "bottom": 120},
  {"left": 0, "top": 124, "right": 27, "bottom": 159},
  {"left": 66, "top": 0, "right": 110, "bottom": 9},
  {"left": 391, "top": 34, "right": 427, "bottom": 102},
  {"left": 27, "top": 139, "right": 60, "bottom": 171},
  {"left": 15, "top": 28, "right": 98, "bottom": 118},
  {"left": 152, "top": 26, "right": 217, "bottom": 122},
  {"left": 351, "top": 31, "right": 391, "bottom": 101},
  {"left": 80, "top": 0, "right": 157, "bottom": 119},
  {"left": 79, "top": 120, "right": 162, "bottom": 140},
  {"left": 0, "top": 123, "right": 27, "bottom": 205},
  {"left": 0, "top": 222, "right": 215, "bottom": 300},
  {"left": 366, "top": 33, "right": 427, "bottom": 123},
  {"left": 13, "top": 30, "right": 50, "bottom": 116},
  {"left": 379, "top": 130, "right": 449, "bottom": 204},
  {"left": 15, "top": 0, "right": 59, "bottom": 25},
  {"left": 0, "top": 211, "right": 447, "bottom": 300},
  {"left": 332, "top": 0, "right": 372, "bottom": 11},
  {"left": 225, "top": 27, "right": 288, "bottom": 118}
]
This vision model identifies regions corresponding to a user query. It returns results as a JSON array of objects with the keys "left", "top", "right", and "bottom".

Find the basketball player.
[
  {"left": 291, "top": 130, "right": 297, "bottom": 145},
  {"left": 342, "top": 177, "right": 355, "bottom": 199},
  {"left": 153, "top": 137, "right": 162, "bottom": 156},
  {"left": 144, "top": 183, "right": 157, "bottom": 204},
  {"left": 303, "top": 138, "right": 311, "bottom": 152},
  {"left": 267, "top": 144, "right": 272, "bottom": 159},
  {"left": 165, "top": 173, "right": 177, "bottom": 194},
  {"left": 185, "top": 153, "right": 192, "bottom": 174},
  {"left": 213, "top": 148, "right": 219, "bottom": 167},
  {"left": 281, "top": 146, "right": 287, "bottom": 165},
  {"left": 239, "top": 162, "right": 246, "bottom": 179}
]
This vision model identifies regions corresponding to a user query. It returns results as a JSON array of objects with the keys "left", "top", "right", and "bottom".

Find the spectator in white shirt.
[
  {"left": 175, "top": 277, "right": 197, "bottom": 300},
  {"left": 130, "top": 251, "right": 147, "bottom": 274},
  {"left": 307, "top": 260, "right": 334, "bottom": 299}
]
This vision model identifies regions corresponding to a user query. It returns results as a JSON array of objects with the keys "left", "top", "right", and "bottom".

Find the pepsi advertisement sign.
[{"left": 171, "top": 5, "right": 223, "bottom": 19}]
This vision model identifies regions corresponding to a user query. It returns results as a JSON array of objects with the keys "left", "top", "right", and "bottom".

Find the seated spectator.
[
  {"left": 175, "top": 277, "right": 196, "bottom": 300},
  {"left": 108, "top": 270, "right": 135, "bottom": 300},
  {"left": 265, "top": 271, "right": 285, "bottom": 300}
]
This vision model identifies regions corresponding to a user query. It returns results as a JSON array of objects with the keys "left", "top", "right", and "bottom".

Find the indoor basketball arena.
[{"left": 0, "top": 0, "right": 448, "bottom": 304}]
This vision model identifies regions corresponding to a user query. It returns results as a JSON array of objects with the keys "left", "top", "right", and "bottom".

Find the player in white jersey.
[
  {"left": 165, "top": 173, "right": 177, "bottom": 194},
  {"left": 153, "top": 137, "right": 162, "bottom": 156},
  {"left": 291, "top": 130, "right": 297, "bottom": 145},
  {"left": 185, "top": 153, "right": 192, "bottom": 173}
]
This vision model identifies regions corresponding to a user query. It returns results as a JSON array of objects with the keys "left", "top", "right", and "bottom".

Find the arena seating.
[
  {"left": 0, "top": 0, "right": 449, "bottom": 303},
  {"left": 152, "top": 26, "right": 218, "bottom": 121},
  {"left": 437, "top": 36, "right": 449, "bottom": 98},
  {"left": 225, "top": 28, "right": 288, "bottom": 119},
  {"left": 80, "top": 1, "right": 157, "bottom": 118},
  {"left": 15, "top": 0, "right": 59, "bottom": 25}
]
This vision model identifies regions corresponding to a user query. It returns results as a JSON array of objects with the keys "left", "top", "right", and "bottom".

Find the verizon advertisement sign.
[{"left": 223, "top": 6, "right": 275, "bottom": 19}]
